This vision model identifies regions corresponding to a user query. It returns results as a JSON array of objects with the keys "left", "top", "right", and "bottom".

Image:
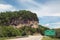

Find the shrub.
[{"left": 0, "top": 26, "right": 21, "bottom": 37}]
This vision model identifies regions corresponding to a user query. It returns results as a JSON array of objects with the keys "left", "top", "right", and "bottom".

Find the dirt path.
[{"left": 7, "top": 35, "right": 43, "bottom": 40}]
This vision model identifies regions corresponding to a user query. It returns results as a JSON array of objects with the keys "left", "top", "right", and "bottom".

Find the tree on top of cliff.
[{"left": 0, "top": 10, "right": 39, "bottom": 26}]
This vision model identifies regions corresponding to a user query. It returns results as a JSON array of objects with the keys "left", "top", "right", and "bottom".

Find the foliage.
[
  {"left": 42, "top": 36, "right": 60, "bottom": 40},
  {"left": 42, "top": 28, "right": 60, "bottom": 38},
  {"left": 53, "top": 28, "right": 60, "bottom": 38},
  {"left": 0, "top": 26, "right": 38, "bottom": 37},
  {"left": 0, "top": 25, "right": 50, "bottom": 37},
  {"left": 38, "top": 25, "right": 50, "bottom": 35},
  {"left": 0, "top": 38, "right": 6, "bottom": 40},
  {"left": 0, "top": 26, "right": 21, "bottom": 37},
  {"left": 0, "top": 10, "right": 38, "bottom": 26},
  {"left": 19, "top": 26, "right": 38, "bottom": 36},
  {"left": 0, "top": 10, "right": 54, "bottom": 38}
]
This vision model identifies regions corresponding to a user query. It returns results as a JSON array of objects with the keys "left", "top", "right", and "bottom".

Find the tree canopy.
[{"left": 0, "top": 10, "right": 39, "bottom": 26}]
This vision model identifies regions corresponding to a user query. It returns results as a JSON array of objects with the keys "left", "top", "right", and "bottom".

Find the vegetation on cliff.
[
  {"left": 0, "top": 10, "right": 50, "bottom": 37},
  {"left": 0, "top": 25, "right": 49, "bottom": 37},
  {"left": 0, "top": 10, "right": 38, "bottom": 26}
]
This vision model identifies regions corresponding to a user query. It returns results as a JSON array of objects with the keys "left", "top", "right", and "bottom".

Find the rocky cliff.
[{"left": 0, "top": 10, "right": 39, "bottom": 28}]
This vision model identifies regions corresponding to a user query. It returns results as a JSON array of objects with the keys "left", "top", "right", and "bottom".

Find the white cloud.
[
  {"left": 44, "top": 24, "right": 50, "bottom": 26},
  {"left": 51, "top": 22, "right": 60, "bottom": 25},
  {"left": 43, "top": 22, "right": 60, "bottom": 29},
  {"left": 16, "top": 0, "right": 60, "bottom": 17},
  {"left": 0, "top": 4, "right": 16, "bottom": 12},
  {"left": 51, "top": 22, "right": 60, "bottom": 29},
  {"left": 0, "top": 0, "right": 60, "bottom": 17},
  {"left": 41, "top": 23, "right": 52, "bottom": 29},
  {"left": 53, "top": 26, "right": 60, "bottom": 29}
]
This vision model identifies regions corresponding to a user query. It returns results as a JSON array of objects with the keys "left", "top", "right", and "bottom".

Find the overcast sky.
[{"left": 0, "top": 0, "right": 60, "bottom": 28}]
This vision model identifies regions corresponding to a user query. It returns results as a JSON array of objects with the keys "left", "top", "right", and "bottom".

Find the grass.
[
  {"left": 0, "top": 38, "right": 6, "bottom": 40},
  {"left": 42, "top": 36, "right": 60, "bottom": 40},
  {"left": 0, "top": 36, "right": 28, "bottom": 40}
]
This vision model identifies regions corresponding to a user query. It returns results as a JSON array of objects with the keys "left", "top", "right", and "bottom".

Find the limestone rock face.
[
  {"left": 0, "top": 10, "right": 39, "bottom": 28},
  {"left": 15, "top": 21, "right": 38, "bottom": 28}
]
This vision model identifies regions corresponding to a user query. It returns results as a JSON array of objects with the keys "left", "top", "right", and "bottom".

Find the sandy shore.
[{"left": 7, "top": 35, "right": 43, "bottom": 40}]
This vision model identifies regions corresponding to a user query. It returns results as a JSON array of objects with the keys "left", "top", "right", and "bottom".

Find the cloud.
[
  {"left": 50, "top": 22, "right": 60, "bottom": 28},
  {"left": 0, "top": 4, "right": 17, "bottom": 12},
  {"left": 43, "top": 22, "right": 60, "bottom": 29},
  {"left": 0, "top": 0, "right": 60, "bottom": 17},
  {"left": 39, "top": 16, "right": 60, "bottom": 28},
  {"left": 16, "top": 0, "right": 60, "bottom": 17},
  {"left": 43, "top": 24, "right": 50, "bottom": 27},
  {"left": 51, "top": 22, "right": 60, "bottom": 25}
]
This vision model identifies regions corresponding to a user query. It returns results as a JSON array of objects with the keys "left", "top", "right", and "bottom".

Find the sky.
[{"left": 0, "top": 0, "right": 60, "bottom": 29}]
